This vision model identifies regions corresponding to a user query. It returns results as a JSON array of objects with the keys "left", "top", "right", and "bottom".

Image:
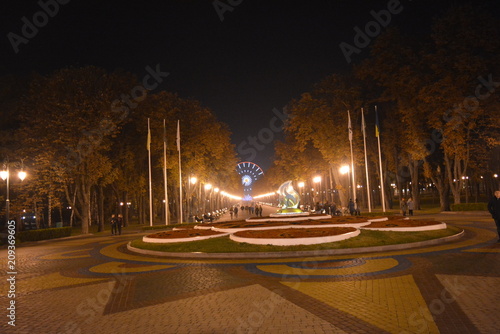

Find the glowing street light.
[
  {"left": 340, "top": 165, "right": 350, "bottom": 175},
  {"left": 190, "top": 176, "right": 198, "bottom": 184},
  {"left": 1, "top": 163, "right": 28, "bottom": 226}
]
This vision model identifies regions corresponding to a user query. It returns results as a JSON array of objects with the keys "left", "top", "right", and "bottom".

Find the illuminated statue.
[
  {"left": 278, "top": 180, "right": 299, "bottom": 209},
  {"left": 273, "top": 180, "right": 307, "bottom": 216}
]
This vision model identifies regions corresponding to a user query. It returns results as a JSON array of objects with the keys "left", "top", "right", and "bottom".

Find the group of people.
[
  {"left": 229, "top": 204, "right": 263, "bottom": 218},
  {"left": 400, "top": 198, "right": 415, "bottom": 216},
  {"left": 110, "top": 214, "right": 123, "bottom": 235}
]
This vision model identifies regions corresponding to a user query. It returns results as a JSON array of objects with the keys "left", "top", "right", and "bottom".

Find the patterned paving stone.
[
  {"left": 0, "top": 213, "right": 498, "bottom": 333},
  {"left": 437, "top": 274, "right": 500, "bottom": 334}
]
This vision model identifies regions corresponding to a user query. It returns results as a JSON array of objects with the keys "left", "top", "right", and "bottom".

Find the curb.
[{"left": 126, "top": 229, "right": 465, "bottom": 259}]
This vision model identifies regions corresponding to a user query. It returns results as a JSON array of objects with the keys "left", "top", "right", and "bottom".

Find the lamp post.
[
  {"left": 214, "top": 187, "right": 220, "bottom": 211},
  {"left": 340, "top": 165, "right": 350, "bottom": 206},
  {"left": 204, "top": 183, "right": 212, "bottom": 213},
  {"left": 1, "top": 163, "right": 27, "bottom": 227},
  {"left": 189, "top": 176, "right": 197, "bottom": 219},
  {"left": 313, "top": 176, "right": 322, "bottom": 203},
  {"left": 298, "top": 182, "right": 305, "bottom": 207}
]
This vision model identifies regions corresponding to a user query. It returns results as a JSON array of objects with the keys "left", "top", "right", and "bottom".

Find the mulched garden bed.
[
  {"left": 233, "top": 227, "right": 357, "bottom": 239},
  {"left": 147, "top": 229, "right": 227, "bottom": 239},
  {"left": 364, "top": 219, "right": 441, "bottom": 228}
]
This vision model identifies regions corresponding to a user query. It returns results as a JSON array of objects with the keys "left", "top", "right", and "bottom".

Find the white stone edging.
[
  {"left": 142, "top": 232, "right": 229, "bottom": 243},
  {"left": 360, "top": 222, "right": 447, "bottom": 232},
  {"left": 229, "top": 229, "right": 360, "bottom": 246}
]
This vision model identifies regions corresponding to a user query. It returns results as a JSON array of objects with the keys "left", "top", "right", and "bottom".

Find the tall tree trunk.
[
  {"left": 409, "top": 159, "right": 421, "bottom": 210},
  {"left": 47, "top": 191, "right": 52, "bottom": 228},
  {"left": 59, "top": 206, "right": 64, "bottom": 226},
  {"left": 98, "top": 185, "right": 105, "bottom": 232},
  {"left": 426, "top": 159, "right": 451, "bottom": 211}
]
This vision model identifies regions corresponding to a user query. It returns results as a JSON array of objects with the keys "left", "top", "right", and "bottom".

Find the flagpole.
[
  {"left": 375, "top": 106, "right": 386, "bottom": 212},
  {"left": 147, "top": 118, "right": 153, "bottom": 226},
  {"left": 361, "top": 108, "right": 372, "bottom": 212},
  {"left": 348, "top": 110, "right": 356, "bottom": 204},
  {"left": 163, "top": 119, "right": 169, "bottom": 225},
  {"left": 177, "top": 120, "right": 183, "bottom": 224}
]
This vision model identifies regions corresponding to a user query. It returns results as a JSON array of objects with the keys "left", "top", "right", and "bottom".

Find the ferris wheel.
[{"left": 236, "top": 162, "right": 264, "bottom": 200}]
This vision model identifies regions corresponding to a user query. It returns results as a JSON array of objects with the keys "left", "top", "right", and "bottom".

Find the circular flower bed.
[
  {"left": 230, "top": 227, "right": 359, "bottom": 246},
  {"left": 143, "top": 229, "right": 229, "bottom": 243},
  {"left": 361, "top": 219, "right": 446, "bottom": 231}
]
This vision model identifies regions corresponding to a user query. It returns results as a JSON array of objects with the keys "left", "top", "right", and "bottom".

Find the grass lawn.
[{"left": 130, "top": 225, "right": 462, "bottom": 253}]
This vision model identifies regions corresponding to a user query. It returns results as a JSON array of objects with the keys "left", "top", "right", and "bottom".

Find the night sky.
[{"left": 2, "top": 0, "right": 497, "bottom": 170}]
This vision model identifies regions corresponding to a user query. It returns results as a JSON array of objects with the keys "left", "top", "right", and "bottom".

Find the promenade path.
[{"left": 0, "top": 211, "right": 498, "bottom": 333}]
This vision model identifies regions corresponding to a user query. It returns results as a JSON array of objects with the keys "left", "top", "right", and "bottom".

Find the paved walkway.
[{"left": 0, "top": 212, "right": 499, "bottom": 333}]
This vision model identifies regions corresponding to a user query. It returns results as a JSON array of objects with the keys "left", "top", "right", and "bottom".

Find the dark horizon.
[{"left": 2, "top": 0, "right": 499, "bottom": 170}]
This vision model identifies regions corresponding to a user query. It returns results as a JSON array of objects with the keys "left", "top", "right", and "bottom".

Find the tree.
[{"left": 20, "top": 67, "right": 137, "bottom": 233}]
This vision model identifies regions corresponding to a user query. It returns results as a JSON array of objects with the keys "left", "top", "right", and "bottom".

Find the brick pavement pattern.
[{"left": 0, "top": 212, "right": 499, "bottom": 333}]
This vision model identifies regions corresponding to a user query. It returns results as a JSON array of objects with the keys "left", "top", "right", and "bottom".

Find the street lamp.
[
  {"left": 313, "top": 176, "right": 322, "bottom": 203},
  {"left": 188, "top": 176, "right": 198, "bottom": 219},
  {"left": 340, "top": 165, "right": 351, "bottom": 204},
  {"left": 1, "top": 164, "right": 28, "bottom": 226},
  {"left": 204, "top": 184, "right": 212, "bottom": 212}
]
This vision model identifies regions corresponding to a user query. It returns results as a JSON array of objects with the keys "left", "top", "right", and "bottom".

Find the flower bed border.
[
  {"left": 142, "top": 232, "right": 230, "bottom": 243},
  {"left": 229, "top": 228, "right": 360, "bottom": 246}
]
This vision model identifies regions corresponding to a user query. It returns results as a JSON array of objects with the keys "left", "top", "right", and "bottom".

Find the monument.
[{"left": 270, "top": 180, "right": 310, "bottom": 217}]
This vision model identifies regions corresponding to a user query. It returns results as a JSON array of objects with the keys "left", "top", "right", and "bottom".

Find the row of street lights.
[
  {"left": 295, "top": 165, "right": 352, "bottom": 205},
  {"left": 186, "top": 176, "right": 240, "bottom": 220},
  {"left": 1, "top": 163, "right": 28, "bottom": 226}
]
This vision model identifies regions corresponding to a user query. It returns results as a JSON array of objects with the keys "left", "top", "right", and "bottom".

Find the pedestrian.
[
  {"left": 117, "top": 214, "right": 123, "bottom": 235},
  {"left": 407, "top": 198, "right": 414, "bottom": 216},
  {"left": 234, "top": 206, "right": 238, "bottom": 218},
  {"left": 348, "top": 199, "right": 355, "bottom": 216},
  {"left": 258, "top": 205, "right": 263, "bottom": 217},
  {"left": 355, "top": 198, "right": 361, "bottom": 216},
  {"left": 230, "top": 207, "right": 234, "bottom": 219},
  {"left": 400, "top": 198, "right": 407, "bottom": 216},
  {"left": 110, "top": 214, "right": 118, "bottom": 235},
  {"left": 487, "top": 190, "right": 500, "bottom": 242}
]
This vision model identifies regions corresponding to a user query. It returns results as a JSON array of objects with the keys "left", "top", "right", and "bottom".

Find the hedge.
[
  {"left": 141, "top": 223, "right": 198, "bottom": 231},
  {"left": 17, "top": 227, "right": 72, "bottom": 242},
  {"left": 450, "top": 203, "right": 488, "bottom": 211}
]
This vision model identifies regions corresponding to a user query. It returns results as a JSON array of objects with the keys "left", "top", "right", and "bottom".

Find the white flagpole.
[
  {"left": 361, "top": 108, "right": 372, "bottom": 212},
  {"left": 163, "top": 119, "right": 169, "bottom": 225},
  {"left": 348, "top": 110, "right": 356, "bottom": 204},
  {"left": 375, "top": 106, "right": 386, "bottom": 212},
  {"left": 147, "top": 118, "right": 153, "bottom": 226},
  {"left": 177, "top": 120, "right": 183, "bottom": 224}
]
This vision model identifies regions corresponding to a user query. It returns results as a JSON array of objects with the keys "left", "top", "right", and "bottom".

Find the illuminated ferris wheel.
[{"left": 236, "top": 162, "right": 264, "bottom": 201}]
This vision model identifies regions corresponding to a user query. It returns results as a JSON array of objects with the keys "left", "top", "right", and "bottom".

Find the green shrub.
[
  {"left": 17, "top": 227, "right": 72, "bottom": 242},
  {"left": 450, "top": 203, "right": 488, "bottom": 211}
]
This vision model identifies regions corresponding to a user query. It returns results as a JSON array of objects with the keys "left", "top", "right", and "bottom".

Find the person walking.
[
  {"left": 407, "top": 198, "right": 414, "bottom": 216},
  {"left": 348, "top": 199, "right": 355, "bottom": 216},
  {"left": 234, "top": 206, "right": 238, "bottom": 218},
  {"left": 487, "top": 190, "right": 500, "bottom": 242},
  {"left": 110, "top": 214, "right": 118, "bottom": 235},
  {"left": 117, "top": 214, "right": 123, "bottom": 235},
  {"left": 400, "top": 198, "right": 407, "bottom": 216}
]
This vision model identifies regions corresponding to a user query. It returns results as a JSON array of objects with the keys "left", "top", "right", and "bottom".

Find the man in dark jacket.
[{"left": 487, "top": 190, "right": 500, "bottom": 242}]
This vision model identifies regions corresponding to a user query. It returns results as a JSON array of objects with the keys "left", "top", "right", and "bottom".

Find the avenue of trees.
[
  {"left": 0, "top": 67, "right": 239, "bottom": 233},
  {"left": 263, "top": 5, "right": 500, "bottom": 211},
  {"left": 1, "top": 5, "right": 500, "bottom": 233}
]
